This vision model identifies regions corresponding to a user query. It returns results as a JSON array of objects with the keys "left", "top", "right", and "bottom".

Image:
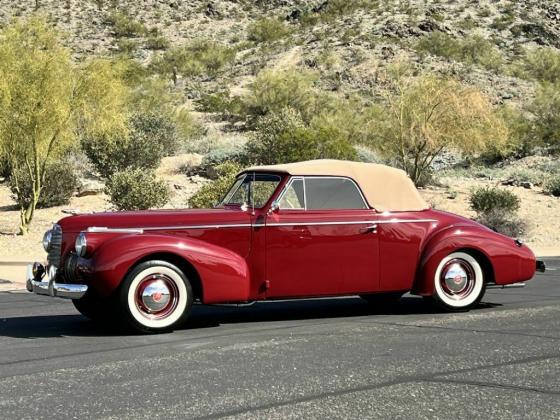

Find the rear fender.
[
  {"left": 83, "top": 234, "right": 250, "bottom": 303},
  {"left": 412, "top": 226, "right": 530, "bottom": 296}
]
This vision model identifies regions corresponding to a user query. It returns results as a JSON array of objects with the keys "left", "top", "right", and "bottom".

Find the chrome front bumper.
[{"left": 26, "top": 264, "right": 88, "bottom": 299}]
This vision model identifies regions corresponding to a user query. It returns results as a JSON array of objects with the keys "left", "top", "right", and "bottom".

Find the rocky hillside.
[{"left": 1, "top": 0, "right": 559, "bottom": 108}]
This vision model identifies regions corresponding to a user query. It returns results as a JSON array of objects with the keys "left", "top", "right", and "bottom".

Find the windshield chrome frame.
[{"left": 218, "top": 173, "right": 282, "bottom": 209}]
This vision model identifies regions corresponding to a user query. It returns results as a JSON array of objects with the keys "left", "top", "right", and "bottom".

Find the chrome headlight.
[
  {"left": 42, "top": 230, "right": 52, "bottom": 252},
  {"left": 75, "top": 232, "right": 88, "bottom": 257}
]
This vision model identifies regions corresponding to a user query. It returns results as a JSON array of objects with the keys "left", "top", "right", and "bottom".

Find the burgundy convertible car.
[{"left": 27, "top": 160, "right": 544, "bottom": 333}]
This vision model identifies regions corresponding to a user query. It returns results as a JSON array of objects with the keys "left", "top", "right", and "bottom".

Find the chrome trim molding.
[
  {"left": 87, "top": 227, "right": 145, "bottom": 234},
  {"left": 26, "top": 264, "right": 88, "bottom": 299},
  {"left": 87, "top": 219, "right": 437, "bottom": 232},
  {"left": 258, "top": 219, "right": 437, "bottom": 228},
  {"left": 143, "top": 223, "right": 253, "bottom": 231}
]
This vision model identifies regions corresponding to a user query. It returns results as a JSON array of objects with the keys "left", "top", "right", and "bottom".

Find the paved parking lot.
[{"left": 0, "top": 258, "right": 558, "bottom": 419}]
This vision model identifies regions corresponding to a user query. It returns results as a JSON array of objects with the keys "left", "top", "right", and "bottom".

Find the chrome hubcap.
[
  {"left": 135, "top": 274, "right": 179, "bottom": 319},
  {"left": 440, "top": 259, "right": 475, "bottom": 299}
]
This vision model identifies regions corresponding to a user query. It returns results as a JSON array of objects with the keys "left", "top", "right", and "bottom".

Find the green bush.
[
  {"left": 469, "top": 187, "right": 524, "bottom": 237},
  {"left": 116, "top": 38, "right": 139, "bottom": 55},
  {"left": 244, "top": 68, "right": 318, "bottom": 121},
  {"left": 242, "top": 108, "right": 356, "bottom": 165},
  {"left": 145, "top": 35, "right": 170, "bottom": 50},
  {"left": 188, "top": 162, "right": 241, "bottom": 209},
  {"left": 83, "top": 112, "right": 177, "bottom": 178},
  {"left": 105, "top": 12, "right": 148, "bottom": 38},
  {"left": 199, "top": 148, "right": 246, "bottom": 178},
  {"left": 518, "top": 47, "right": 560, "bottom": 83},
  {"left": 475, "top": 210, "right": 526, "bottom": 237},
  {"left": 247, "top": 18, "right": 290, "bottom": 43},
  {"left": 10, "top": 164, "right": 79, "bottom": 209},
  {"left": 416, "top": 32, "right": 503, "bottom": 71},
  {"left": 106, "top": 169, "right": 169, "bottom": 210},
  {"left": 544, "top": 176, "right": 560, "bottom": 197},
  {"left": 150, "top": 40, "right": 235, "bottom": 80},
  {"left": 195, "top": 90, "right": 244, "bottom": 119},
  {"left": 530, "top": 83, "right": 560, "bottom": 151},
  {"left": 469, "top": 187, "right": 520, "bottom": 214},
  {"left": 300, "top": 0, "right": 378, "bottom": 25}
]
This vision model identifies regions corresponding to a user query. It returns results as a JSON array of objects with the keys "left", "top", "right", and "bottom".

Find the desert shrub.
[
  {"left": 530, "top": 83, "right": 560, "bottom": 151},
  {"left": 195, "top": 90, "right": 244, "bottom": 119},
  {"left": 480, "top": 105, "right": 532, "bottom": 161},
  {"left": 145, "top": 35, "right": 170, "bottom": 50},
  {"left": 10, "top": 164, "right": 79, "bottom": 209},
  {"left": 0, "top": 155, "right": 10, "bottom": 178},
  {"left": 243, "top": 68, "right": 318, "bottom": 121},
  {"left": 247, "top": 18, "right": 290, "bottom": 43},
  {"left": 475, "top": 210, "right": 526, "bottom": 237},
  {"left": 83, "top": 112, "right": 176, "bottom": 178},
  {"left": 300, "top": 0, "right": 378, "bottom": 25},
  {"left": 105, "top": 12, "right": 148, "bottom": 38},
  {"left": 469, "top": 187, "right": 524, "bottom": 237},
  {"left": 354, "top": 145, "right": 381, "bottom": 163},
  {"left": 243, "top": 108, "right": 357, "bottom": 165},
  {"left": 199, "top": 148, "right": 246, "bottom": 178},
  {"left": 116, "top": 38, "right": 139, "bottom": 55},
  {"left": 469, "top": 187, "right": 520, "bottom": 214},
  {"left": 544, "top": 176, "right": 560, "bottom": 197},
  {"left": 368, "top": 73, "right": 508, "bottom": 185},
  {"left": 416, "top": 32, "right": 503, "bottom": 70},
  {"left": 106, "top": 169, "right": 169, "bottom": 210},
  {"left": 519, "top": 47, "right": 560, "bottom": 83},
  {"left": 188, "top": 162, "right": 241, "bottom": 208},
  {"left": 150, "top": 40, "right": 235, "bottom": 80}
]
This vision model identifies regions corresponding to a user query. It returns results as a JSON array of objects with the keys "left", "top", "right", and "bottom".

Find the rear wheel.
[
  {"left": 119, "top": 260, "right": 193, "bottom": 333},
  {"left": 429, "top": 252, "right": 486, "bottom": 311}
]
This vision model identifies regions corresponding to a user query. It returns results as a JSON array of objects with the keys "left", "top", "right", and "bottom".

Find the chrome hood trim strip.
[{"left": 86, "top": 219, "right": 437, "bottom": 233}]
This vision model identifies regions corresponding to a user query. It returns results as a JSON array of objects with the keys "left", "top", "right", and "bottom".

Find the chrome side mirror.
[{"left": 267, "top": 201, "right": 280, "bottom": 215}]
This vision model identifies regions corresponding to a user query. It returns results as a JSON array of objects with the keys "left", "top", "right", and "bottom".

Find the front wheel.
[
  {"left": 119, "top": 260, "right": 193, "bottom": 333},
  {"left": 429, "top": 252, "right": 486, "bottom": 311}
]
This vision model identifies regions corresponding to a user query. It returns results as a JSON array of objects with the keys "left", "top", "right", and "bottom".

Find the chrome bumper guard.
[{"left": 26, "top": 264, "right": 88, "bottom": 299}]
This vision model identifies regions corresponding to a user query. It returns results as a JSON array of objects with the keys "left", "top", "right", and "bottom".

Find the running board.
[{"left": 486, "top": 283, "right": 526, "bottom": 290}]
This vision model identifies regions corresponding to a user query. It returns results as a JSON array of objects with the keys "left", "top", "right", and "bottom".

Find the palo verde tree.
[
  {"left": 368, "top": 69, "right": 509, "bottom": 185},
  {"left": 0, "top": 17, "right": 128, "bottom": 234}
]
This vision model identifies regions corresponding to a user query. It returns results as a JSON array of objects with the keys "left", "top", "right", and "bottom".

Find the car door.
[{"left": 265, "top": 176, "right": 380, "bottom": 298}]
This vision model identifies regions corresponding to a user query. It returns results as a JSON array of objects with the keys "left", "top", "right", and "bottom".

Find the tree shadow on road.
[{"left": 0, "top": 296, "right": 502, "bottom": 339}]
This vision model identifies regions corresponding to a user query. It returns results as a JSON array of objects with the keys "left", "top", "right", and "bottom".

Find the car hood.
[{"left": 57, "top": 208, "right": 251, "bottom": 233}]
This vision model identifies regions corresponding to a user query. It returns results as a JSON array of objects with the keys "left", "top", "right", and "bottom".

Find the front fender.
[
  {"left": 412, "top": 226, "right": 535, "bottom": 296},
  {"left": 80, "top": 233, "right": 250, "bottom": 303}
]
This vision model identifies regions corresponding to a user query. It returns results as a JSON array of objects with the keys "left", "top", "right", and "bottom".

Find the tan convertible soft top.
[{"left": 242, "top": 159, "right": 429, "bottom": 212}]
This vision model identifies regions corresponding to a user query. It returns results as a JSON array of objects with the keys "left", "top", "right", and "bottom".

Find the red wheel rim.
[
  {"left": 135, "top": 274, "right": 179, "bottom": 320},
  {"left": 439, "top": 258, "right": 476, "bottom": 300}
]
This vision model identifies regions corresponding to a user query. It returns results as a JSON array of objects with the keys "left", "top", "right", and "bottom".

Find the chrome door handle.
[{"left": 360, "top": 224, "right": 377, "bottom": 234}]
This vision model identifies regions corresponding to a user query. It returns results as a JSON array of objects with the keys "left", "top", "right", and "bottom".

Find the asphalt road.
[{"left": 0, "top": 258, "right": 559, "bottom": 419}]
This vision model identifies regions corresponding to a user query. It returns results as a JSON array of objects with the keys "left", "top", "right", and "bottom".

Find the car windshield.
[{"left": 219, "top": 173, "right": 281, "bottom": 209}]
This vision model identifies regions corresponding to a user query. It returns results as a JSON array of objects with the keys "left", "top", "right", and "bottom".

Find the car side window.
[
  {"left": 305, "top": 178, "right": 367, "bottom": 210},
  {"left": 279, "top": 178, "right": 305, "bottom": 209}
]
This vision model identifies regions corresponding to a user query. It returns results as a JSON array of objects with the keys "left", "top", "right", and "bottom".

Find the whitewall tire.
[
  {"left": 431, "top": 252, "right": 486, "bottom": 311},
  {"left": 120, "top": 260, "right": 193, "bottom": 333}
]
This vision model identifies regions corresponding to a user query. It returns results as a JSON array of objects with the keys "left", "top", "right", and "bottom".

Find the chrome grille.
[{"left": 47, "top": 224, "right": 63, "bottom": 268}]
